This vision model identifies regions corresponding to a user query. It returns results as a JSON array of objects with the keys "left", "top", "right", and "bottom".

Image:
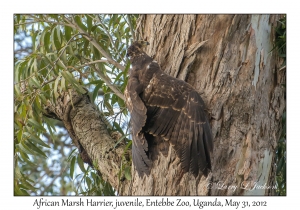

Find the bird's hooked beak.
[
  {"left": 140, "top": 40, "right": 150, "bottom": 46},
  {"left": 126, "top": 40, "right": 149, "bottom": 57}
]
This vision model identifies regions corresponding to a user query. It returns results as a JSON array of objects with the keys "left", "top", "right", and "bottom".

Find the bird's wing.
[
  {"left": 143, "top": 71, "right": 213, "bottom": 176},
  {"left": 125, "top": 74, "right": 152, "bottom": 175}
]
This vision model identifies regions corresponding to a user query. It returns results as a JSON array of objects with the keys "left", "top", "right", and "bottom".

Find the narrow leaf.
[
  {"left": 67, "top": 148, "right": 78, "bottom": 162},
  {"left": 24, "top": 140, "right": 48, "bottom": 158},
  {"left": 113, "top": 122, "right": 124, "bottom": 135},
  {"left": 124, "top": 166, "right": 131, "bottom": 180},
  {"left": 85, "top": 176, "right": 92, "bottom": 189},
  {"left": 114, "top": 134, "right": 127, "bottom": 148},
  {"left": 77, "top": 155, "right": 86, "bottom": 172},
  {"left": 65, "top": 26, "right": 72, "bottom": 42},
  {"left": 61, "top": 71, "right": 86, "bottom": 94},
  {"left": 28, "top": 118, "right": 46, "bottom": 132},
  {"left": 86, "top": 15, "right": 93, "bottom": 33},
  {"left": 92, "top": 82, "right": 103, "bottom": 102},
  {"left": 53, "top": 28, "right": 61, "bottom": 51},
  {"left": 54, "top": 76, "right": 60, "bottom": 99},
  {"left": 24, "top": 132, "right": 50, "bottom": 148},
  {"left": 70, "top": 156, "right": 76, "bottom": 179},
  {"left": 74, "top": 15, "right": 87, "bottom": 31},
  {"left": 17, "top": 142, "right": 34, "bottom": 156},
  {"left": 58, "top": 76, "right": 64, "bottom": 94}
]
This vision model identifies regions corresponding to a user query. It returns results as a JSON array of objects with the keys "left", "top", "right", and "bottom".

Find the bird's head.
[{"left": 126, "top": 40, "right": 149, "bottom": 59}]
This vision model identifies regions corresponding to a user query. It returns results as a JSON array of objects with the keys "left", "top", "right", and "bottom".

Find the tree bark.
[
  {"left": 46, "top": 14, "right": 285, "bottom": 196},
  {"left": 132, "top": 14, "right": 285, "bottom": 195},
  {"left": 44, "top": 90, "right": 132, "bottom": 195}
]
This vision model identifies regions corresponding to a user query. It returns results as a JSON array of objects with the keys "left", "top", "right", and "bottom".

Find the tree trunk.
[
  {"left": 132, "top": 14, "right": 285, "bottom": 195},
  {"left": 46, "top": 14, "right": 285, "bottom": 196},
  {"left": 43, "top": 90, "right": 132, "bottom": 195}
]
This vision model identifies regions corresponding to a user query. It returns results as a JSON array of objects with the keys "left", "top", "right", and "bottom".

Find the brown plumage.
[{"left": 125, "top": 40, "right": 213, "bottom": 177}]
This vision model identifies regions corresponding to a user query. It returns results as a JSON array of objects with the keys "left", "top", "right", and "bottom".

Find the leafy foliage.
[
  {"left": 14, "top": 14, "right": 138, "bottom": 195},
  {"left": 276, "top": 111, "right": 286, "bottom": 195},
  {"left": 273, "top": 16, "right": 286, "bottom": 60},
  {"left": 273, "top": 15, "right": 286, "bottom": 196}
]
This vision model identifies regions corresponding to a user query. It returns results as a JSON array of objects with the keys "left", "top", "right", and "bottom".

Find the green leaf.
[
  {"left": 56, "top": 25, "right": 62, "bottom": 45},
  {"left": 74, "top": 15, "right": 87, "bottom": 31},
  {"left": 19, "top": 150, "right": 33, "bottom": 165},
  {"left": 111, "top": 94, "right": 117, "bottom": 106},
  {"left": 54, "top": 75, "right": 60, "bottom": 99},
  {"left": 92, "top": 81, "right": 103, "bottom": 102},
  {"left": 39, "top": 93, "right": 48, "bottom": 104},
  {"left": 86, "top": 80, "right": 103, "bottom": 85},
  {"left": 61, "top": 71, "right": 86, "bottom": 94},
  {"left": 91, "top": 25, "right": 99, "bottom": 32},
  {"left": 283, "top": 163, "right": 286, "bottom": 182},
  {"left": 103, "top": 95, "right": 114, "bottom": 115},
  {"left": 86, "top": 15, "right": 93, "bottom": 33},
  {"left": 17, "top": 142, "right": 33, "bottom": 156},
  {"left": 65, "top": 26, "right": 72, "bottom": 41},
  {"left": 24, "top": 140, "right": 48, "bottom": 158},
  {"left": 70, "top": 156, "right": 76, "bottom": 179},
  {"left": 61, "top": 48, "right": 67, "bottom": 64},
  {"left": 42, "top": 53, "right": 55, "bottom": 68},
  {"left": 29, "top": 77, "right": 41, "bottom": 89},
  {"left": 14, "top": 181, "right": 29, "bottom": 196},
  {"left": 124, "top": 166, "right": 131, "bottom": 180},
  {"left": 114, "top": 134, "right": 128, "bottom": 148},
  {"left": 56, "top": 58, "right": 66, "bottom": 69},
  {"left": 117, "top": 96, "right": 125, "bottom": 109},
  {"left": 21, "top": 179, "right": 37, "bottom": 191},
  {"left": 14, "top": 62, "right": 22, "bottom": 82},
  {"left": 44, "top": 31, "right": 51, "bottom": 52},
  {"left": 14, "top": 85, "right": 21, "bottom": 99},
  {"left": 90, "top": 171, "right": 98, "bottom": 182},
  {"left": 24, "top": 132, "right": 50, "bottom": 148},
  {"left": 67, "top": 148, "right": 78, "bottom": 162},
  {"left": 114, "top": 71, "right": 125, "bottom": 84},
  {"left": 276, "top": 157, "right": 284, "bottom": 174},
  {"left": 31, "top": 28, "right": 38, "bottom": 51},
  {"left": 52, "top": 27, "right": 61, "bottom": 51},
  {"left": 90, "top": 43, "right": 100, "bottom": 60},
  {"left": 77, "top": 155, "right": 86, "bottom": 173},
  {"left": 86, "top": 176, "right": 92, "bottom": 189},
  {"left": 39, "top": 26, "right": 49, "bottom": 50},
  {"left": 113, "top": 122, "right": 124, "bottom": 135},
  {"left": 83, "top": 40, "right": 90, "bottom": 57},
  {"left": 15, "top": 14, "right": 21, "bottom": 24},
  {"left": 60, "top": 76, "right": 65, "bottom": 93},
  {"left": 124, "top": 141, "right": 132, "bottom": 152},
  {"left": 44, "top": 117, "right": 57, "bottom": 133},
  {"left": 16, "top": 128, "right": 23, "bottom": 144},
  {"left": 14, "top": 165, "right": 23, "bottom": 180},
  {"left": 28, "top": 118, "right": 46, "bottom": 132}
]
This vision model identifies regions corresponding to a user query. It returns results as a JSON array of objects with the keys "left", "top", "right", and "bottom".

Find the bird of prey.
[{"left": 125, "top": 40, "right": 213, "bottom": 177}]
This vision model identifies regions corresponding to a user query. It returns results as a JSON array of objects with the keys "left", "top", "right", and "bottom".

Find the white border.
[{"left": 3, "top": 1, "right": 299, "bottom": 209}]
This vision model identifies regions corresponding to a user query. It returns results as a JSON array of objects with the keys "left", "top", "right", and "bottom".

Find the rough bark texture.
[
  {"left": 46, "top": 14, "right": 285, "bottom": 196},
  {"left": 132, "top": 14, "right": 285, "bottom": 195},
  {"left": 44, "top": 90, "right": 132, "bottom": 195}
]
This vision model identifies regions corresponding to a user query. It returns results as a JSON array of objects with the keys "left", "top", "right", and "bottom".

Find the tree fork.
[{"left": 43, "top": 89, "right": 132, "bottom": 195}]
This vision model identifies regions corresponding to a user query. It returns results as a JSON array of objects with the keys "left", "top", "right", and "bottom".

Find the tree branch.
[
  {"left": 43, "top": 89, "right": 131, "bottom": 195},
  {"left": 77, "top": 59, "right": 109, "bottom": 67},
  {"left": 96, "top": 15, "right": 127, "bottom": 64},
  {"left": 124, "top": 15, "right": 136, "bottom": 41},
  {"left": 24, "top": 15, "right": 73, "bottom": 27},
  {"left": 81, "top": 59, "right": 125, "bottom": 101},
  {"left": 64, "top": 15, "right": 125, "bottom": 71}
]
